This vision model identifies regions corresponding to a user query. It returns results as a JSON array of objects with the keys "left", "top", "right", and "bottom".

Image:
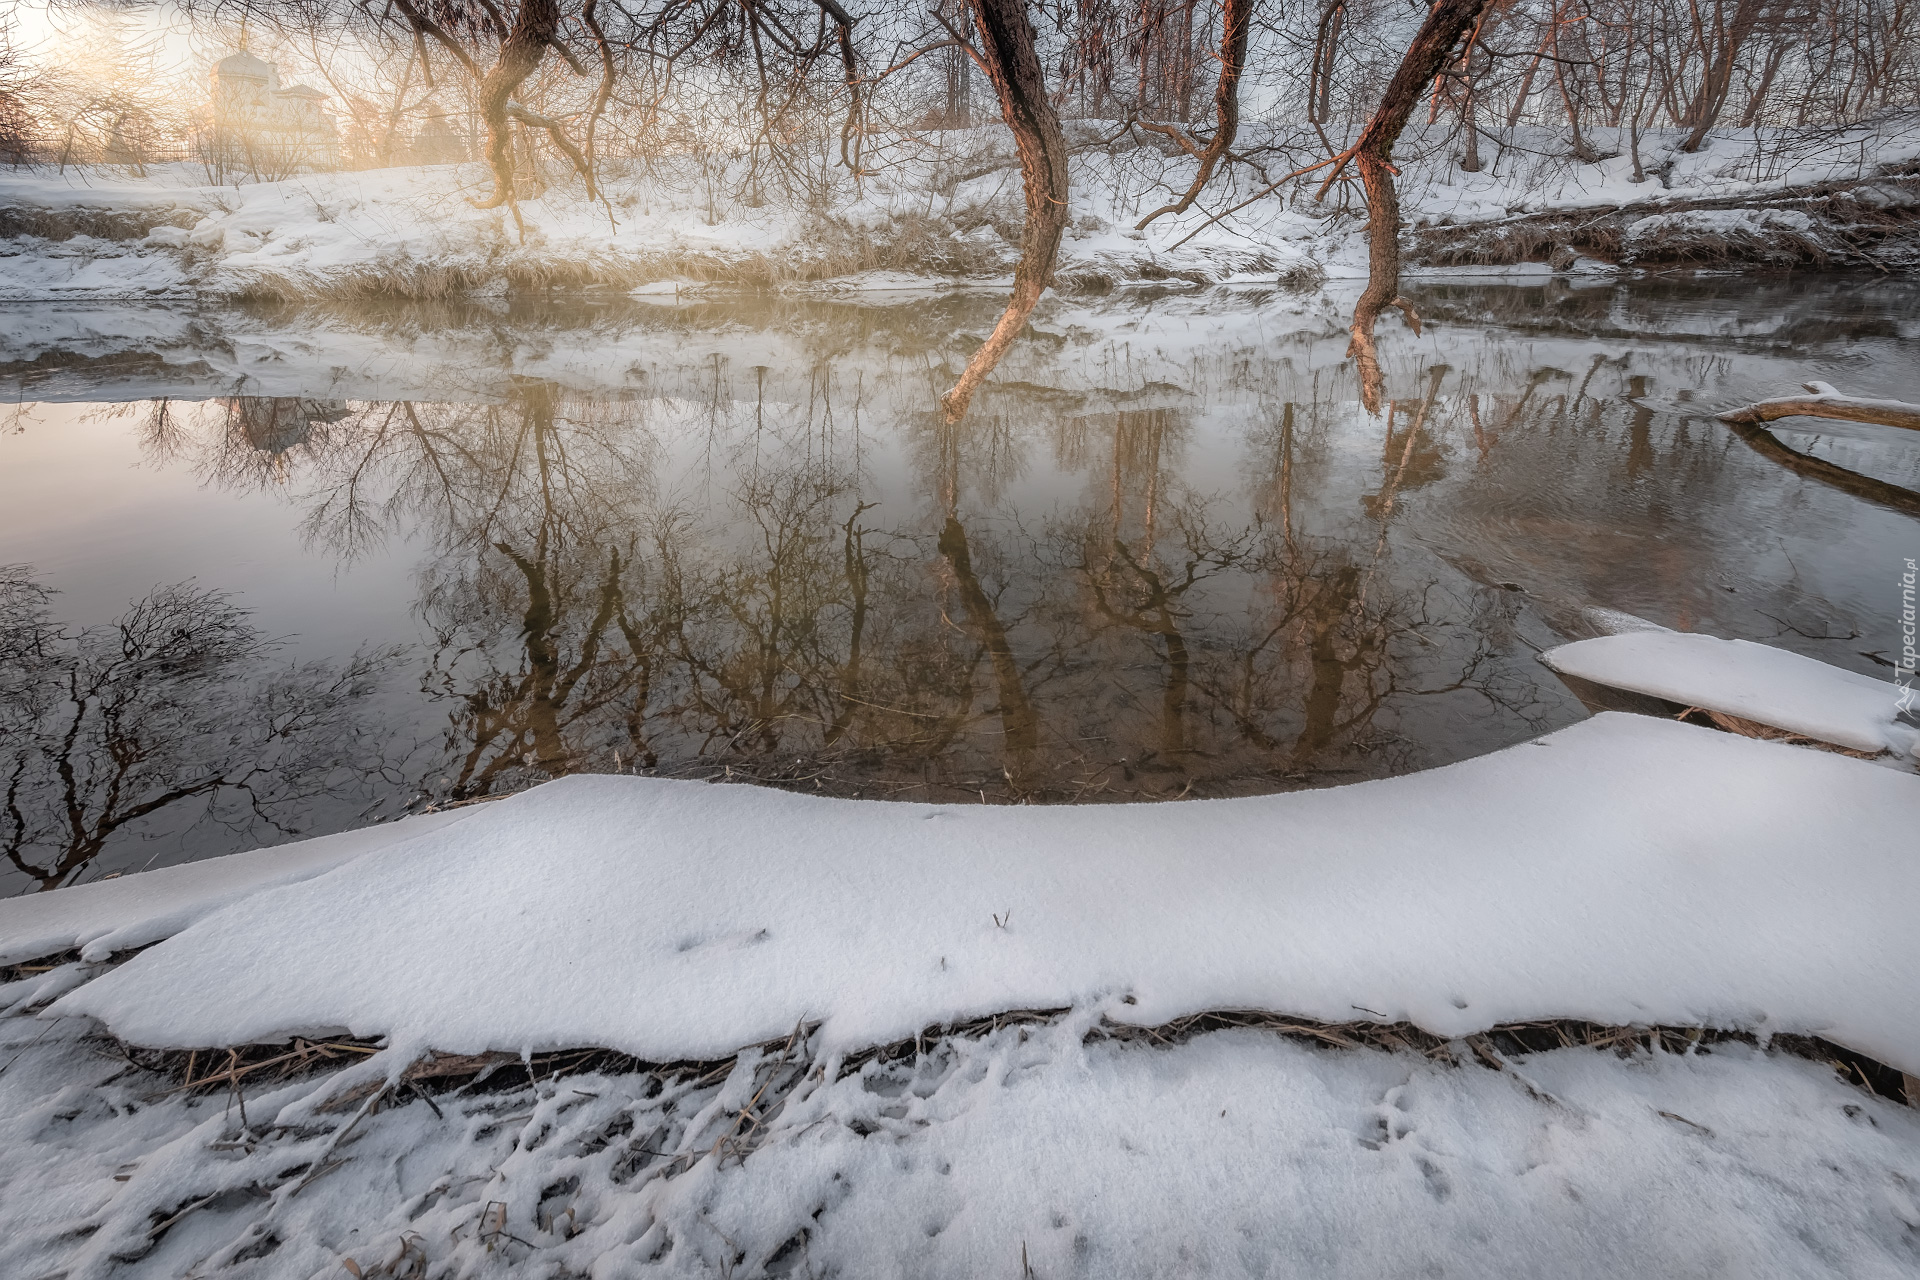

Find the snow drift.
[
  {"left": 1544, "top": 630, "right": 1920, "bottom": 757},
  {"left": 30, "top": 712, "right": 1920, "bottom": 1075},
  {"left": 0, "top": 808, "right": 475, "bottom": 968}
]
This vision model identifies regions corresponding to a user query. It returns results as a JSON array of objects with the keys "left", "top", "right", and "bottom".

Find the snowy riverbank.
[
  {"left": 14, "top": 711, "right": 1917, "bottom": 1068},
  {"left": 2, "top": 624, "right": 1917, "bottom": 1275},
  {"left": 3, "top": 117, "right": 1918, "bottom": 302},
  {"left": 3, "top": 1010, "right": 1918, "bottom": 1279}
]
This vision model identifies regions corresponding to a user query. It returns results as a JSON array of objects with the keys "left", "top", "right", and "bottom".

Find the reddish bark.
[
  {"left": 941, "top": 0, "right": 1070, "bottom": 424},
  {"left": 1135, "top": 0, "right": 1256, "bottom": 229},
  {"left": 472, "top": 0, "right": 562, "bottom": 209},
  {"left": 1339, "top": 0, "right": 1496, "bottom": 411}
]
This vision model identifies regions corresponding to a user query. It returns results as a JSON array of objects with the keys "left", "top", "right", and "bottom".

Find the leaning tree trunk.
[
  {"left": 941, "top": 0, "right": 1070, "bottom": 424},
  {"left": 474, "top": 0, "right": 561, "bottom": 209},
  {"left": 1342, "top": 0, "right": 1496, "bottom": 412},
  {"left": 1135, "top": 0, "right": 1255, "bottom": 228}
]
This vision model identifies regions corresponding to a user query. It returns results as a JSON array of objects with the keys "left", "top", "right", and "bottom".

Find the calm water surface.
[{"left": 3, "top": 276, "right": 1917, "bottom": 892}]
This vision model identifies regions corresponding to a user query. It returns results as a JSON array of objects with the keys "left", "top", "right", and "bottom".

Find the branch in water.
[
  {"left": 1334, "top": 0, "right": 1496, "bottom": 412},
  {"left": 1718, "top": 382, "right": 1920, "bottom": 434}
]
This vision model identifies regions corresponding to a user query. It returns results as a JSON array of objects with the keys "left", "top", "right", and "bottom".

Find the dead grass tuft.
[
  {"left": 1675, "top": 706, "right": 1880, "bottom": 758},
  {"left": 1, "top": 948, "right": 82, "bottom": 986}
]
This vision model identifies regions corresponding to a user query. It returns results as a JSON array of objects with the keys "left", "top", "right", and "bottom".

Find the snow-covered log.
[
  {"left": 1541, "top": 630, "right": 1917, "bottom": 757},
  {"left": 1719, "top": 381, "right": 1920, "bottom": 433}
]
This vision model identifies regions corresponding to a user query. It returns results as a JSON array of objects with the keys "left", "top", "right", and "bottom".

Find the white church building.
[{"left": 205, "top": 50, "right": 340, "bottom": 175}]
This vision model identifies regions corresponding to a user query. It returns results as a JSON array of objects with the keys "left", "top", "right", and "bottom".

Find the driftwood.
[
  {"left": 1713, "top": 380, "right": 1920, "bottom": 516},
  {"left": 1718, "top": 381, "right": 1920, "bottom": 433}
]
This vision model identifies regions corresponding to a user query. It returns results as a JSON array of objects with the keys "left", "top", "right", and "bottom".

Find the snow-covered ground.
[
  {"left": 22, "top": 712, "right": 1919, "bottom": 1070},
  {"left": 3, "top": 115, "right": 1917, "bottom": 302},
  {"left": 3, "top": 1012, "right": 1918, "bottom": 1279},
  {"left": 2, "top": 615, "right": 1918, "bottom": 1273}
]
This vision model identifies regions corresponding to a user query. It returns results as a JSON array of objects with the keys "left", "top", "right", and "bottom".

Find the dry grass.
[
  {"left": 84, "top": 1005, "right": 1917, "bottom": 1113},
  {"left": 1411, "top": 174, "right": 1920, "bottom": 271},
  {"left": 1675, "top": 706, "right": 1882, "bottom": 758},
  {"left": 216, "top": 214, "right": 1017, "bottom": 303},
  {"left": 0, "top": 948, "right": 82, "bottom": 987}
]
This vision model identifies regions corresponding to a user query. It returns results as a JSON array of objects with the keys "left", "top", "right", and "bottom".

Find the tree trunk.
[
  {"left": 1628, "top": 87, "right": 1649, "bottom": 182},
  {"left": 1458, "top": 27, "right": 1484, "bottom": 172},
  {"left": 1343, "top": 0, "right": 1496, "bottom": 412},
  {"left": 473, "top": 0, "right": 561, "bottom": 209},
  {"left": 1506, "top": 16, "right": 1558, "bottom": 128},
  {"left": 1680, "top": 0, "right": 1763, "bottom": 152},
  {"left": 938, "top": 517, "right": 1039, "bottom": 764},
  {"left": 1174, "top": 0, "right": 1199, "bottom": 121},
  {"left": 1737, "top": 39, "right": 1787, "bottom": 127},
  {"left": 1310, "top": 0, "right": 1345, "bottom": 125},
  {"left": 943, "top": 0, "right": 973, "bottom": 126},
  {"left": 942, "top": 0, "right": 1070, "bottom": 423},
  {"left": 1461, "top": 84, "right": 1481, "bottom": 171},
  {"left": 1135, "top": 0, "right": 1254, "bottom": 227},
  {"left": 1554, "top": 35, "right": 1598, "bottom": 161}
]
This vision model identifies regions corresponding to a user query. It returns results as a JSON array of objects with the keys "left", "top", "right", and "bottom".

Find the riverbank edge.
[{"left": 1, "top": 165, "right": 1915, "bottom": 303}]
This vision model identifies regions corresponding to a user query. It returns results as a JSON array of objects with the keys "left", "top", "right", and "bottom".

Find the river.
[{"left": 3, "top": 274, "right": 1916, "bottom": 891}]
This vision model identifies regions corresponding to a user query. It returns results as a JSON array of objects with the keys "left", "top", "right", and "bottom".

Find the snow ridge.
[{"left": 28, "top": 713, "right": 1920, "bottom": 1076}]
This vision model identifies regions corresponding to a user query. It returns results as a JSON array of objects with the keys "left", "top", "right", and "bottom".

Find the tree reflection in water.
[
  {"left": 17, "top": 283, "right": 1904, "bottom": 883},
  {"left": 212, "top": 358, "right": 1554, "bottom": 813},
  {"left": 0, "top": 569, "right": 399, "bottom": 891}
]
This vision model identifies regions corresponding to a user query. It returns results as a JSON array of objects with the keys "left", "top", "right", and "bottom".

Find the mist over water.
[{"left": 4, "top": 275, "right": 1917, "bottom": 892}]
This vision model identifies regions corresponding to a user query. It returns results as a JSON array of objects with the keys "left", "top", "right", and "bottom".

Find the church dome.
[{"left": 214, "top": 50, "right": 272, "bottom": 80}]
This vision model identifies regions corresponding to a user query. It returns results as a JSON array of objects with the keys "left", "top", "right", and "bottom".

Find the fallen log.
[{"left": 1718, "top": 381, "right": 1920, "bottom": 433}]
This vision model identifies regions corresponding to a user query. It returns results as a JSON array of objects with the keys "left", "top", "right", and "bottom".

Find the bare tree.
[
  {"left": 1, "top": 568, "right": 399, "bottom": 891},
  {"left": 1323, "top": 0, "right": 1495, "bottom": 410},
  {"left": 1134, "top": 0, "right": 1254, "bottom": 228},
  {"left": 940, "top": 0, "right": 1069, "bottom": 423}
]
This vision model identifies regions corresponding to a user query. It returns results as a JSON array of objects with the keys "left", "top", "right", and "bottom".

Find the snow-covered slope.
[
  {"left": 29, "top": 713, "right": 1920, "bottom": 1075},
  {"left": 0, "top": 808, "right": 475, "bottom": 968},
  {"left": 4, "top": 114, "right": 1916, "bottom": 301}
]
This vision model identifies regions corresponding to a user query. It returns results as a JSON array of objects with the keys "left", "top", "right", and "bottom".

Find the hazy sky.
[{"left": 14, "top": 0, "right": 222, "bottom": 82}]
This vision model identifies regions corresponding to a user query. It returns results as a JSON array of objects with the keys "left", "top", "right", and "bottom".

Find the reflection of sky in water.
[{"left": 3, "top": 278, "right": 1918, "bottom": 891}]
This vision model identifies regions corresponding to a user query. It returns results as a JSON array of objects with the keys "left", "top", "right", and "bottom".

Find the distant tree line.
[
  {"left": 5, "top": 0, "right": 1910, "bottom": 181},
  {"left": 2, "top": 0, "right": 1913, "bottom": 398}
]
